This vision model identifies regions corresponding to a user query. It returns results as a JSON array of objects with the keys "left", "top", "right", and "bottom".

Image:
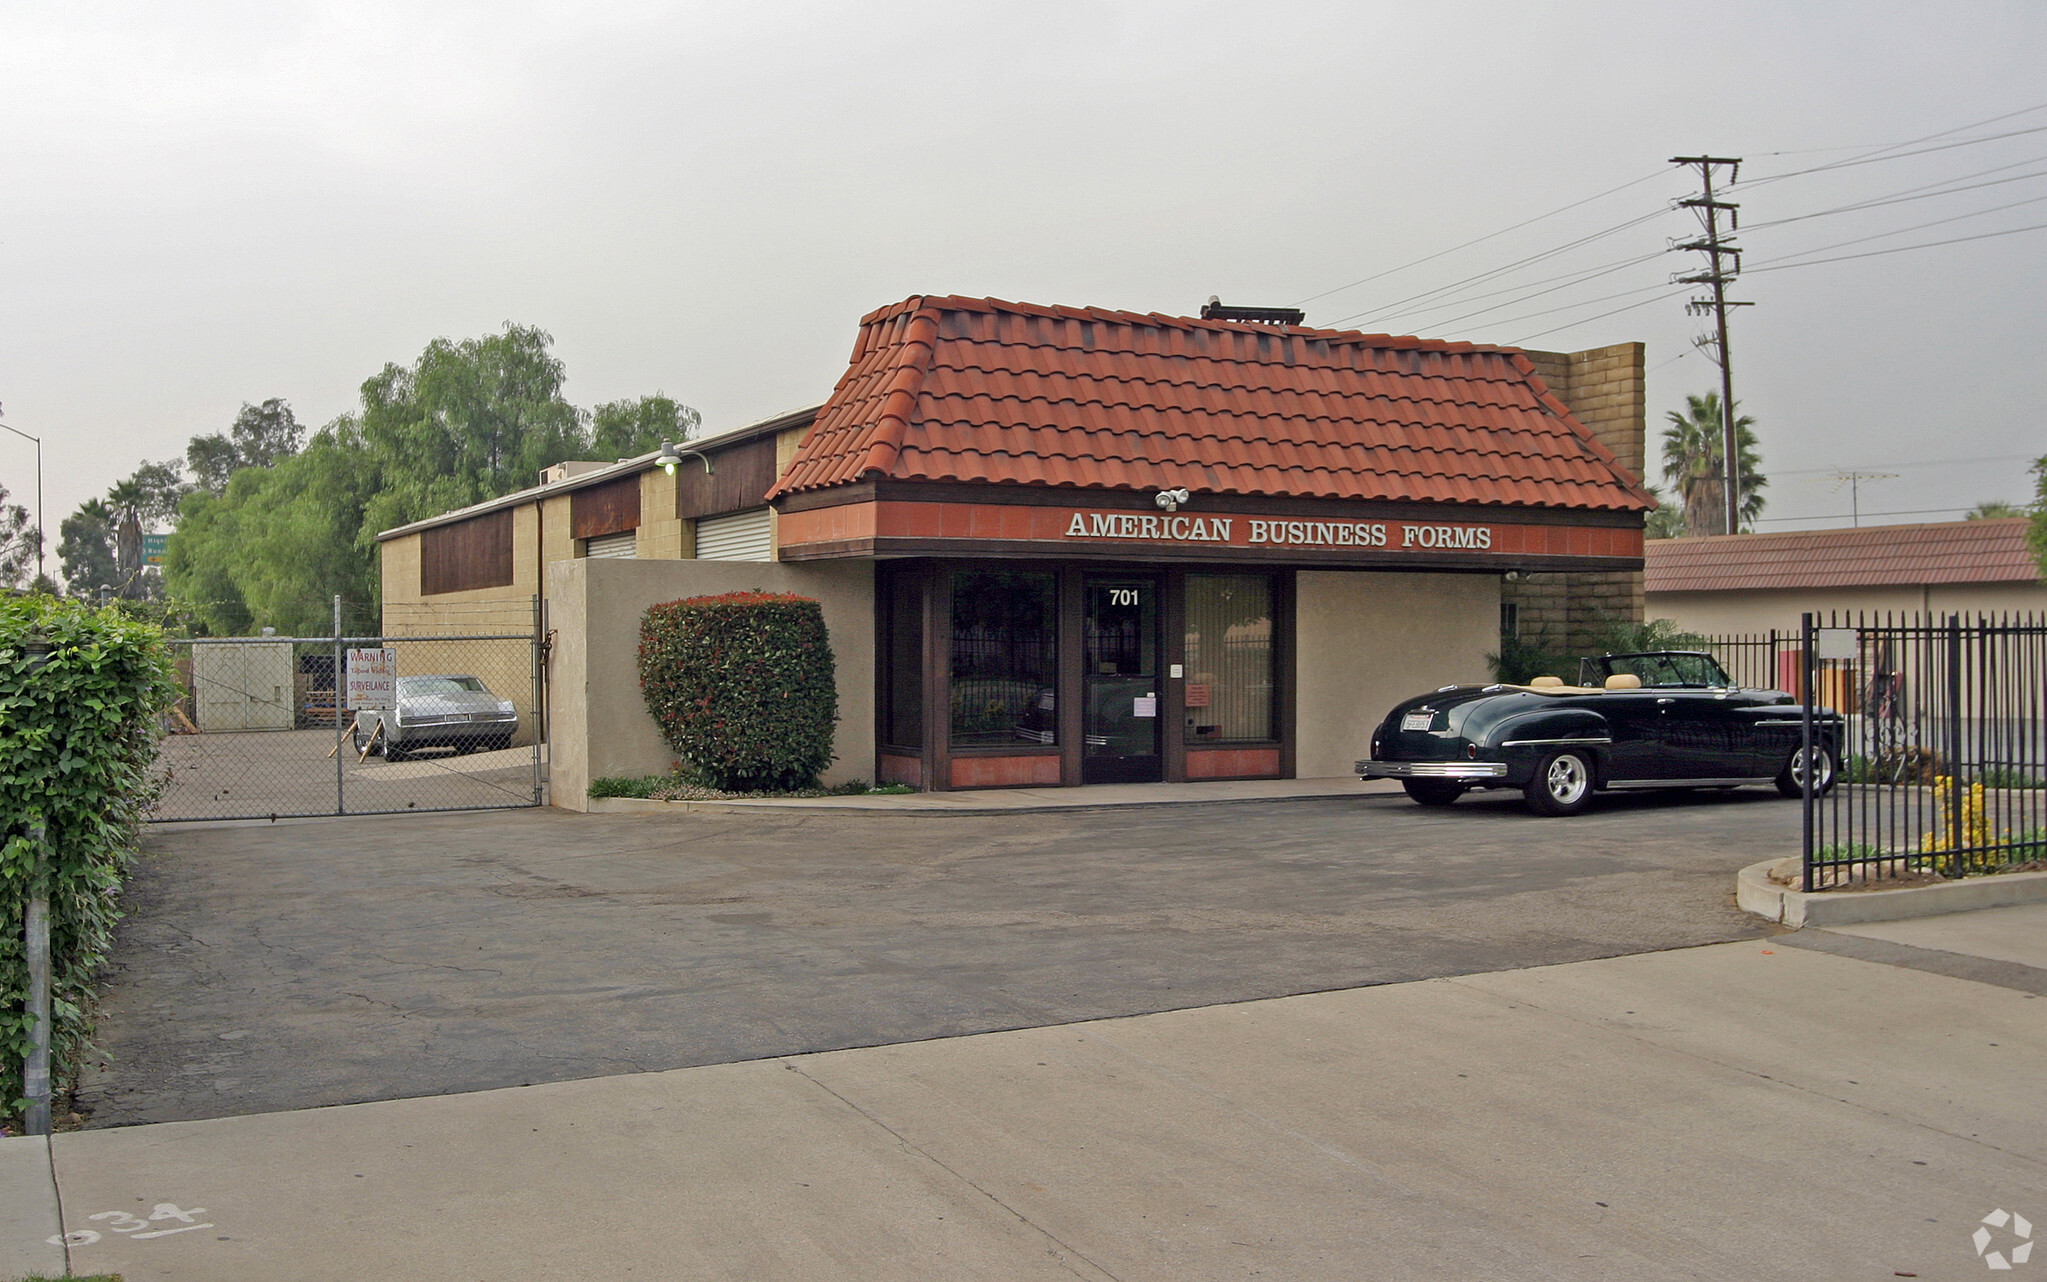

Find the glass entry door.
[{"left": 1083, "top": 576, "right": 1162, "bottom": 783}]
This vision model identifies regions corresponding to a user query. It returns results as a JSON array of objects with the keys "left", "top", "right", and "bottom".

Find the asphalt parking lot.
[{"left": 78, "top": 787, "right": 1791, "bottom": 1127}]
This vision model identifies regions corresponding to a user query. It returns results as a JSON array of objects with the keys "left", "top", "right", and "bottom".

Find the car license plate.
[{"left": 1401, "top": 712, "right": 1434, "bottom": 731}]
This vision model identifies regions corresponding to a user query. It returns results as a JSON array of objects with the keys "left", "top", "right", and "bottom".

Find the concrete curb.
[
  {"left": 0, "top": 1133, "right": 66, "bottom": 1281},
  {"left": 1737, "top": 860, "right": 2047, "bottom": 929}
]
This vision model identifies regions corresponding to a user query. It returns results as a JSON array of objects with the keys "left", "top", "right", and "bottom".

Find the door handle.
[{"left": 1656, "top": 698, "right": 1676, "bottom": 705}]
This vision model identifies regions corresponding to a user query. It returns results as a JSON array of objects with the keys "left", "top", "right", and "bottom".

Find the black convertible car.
[{"left": 1357, "top": 651, "right": 1844, "bottom": 816}]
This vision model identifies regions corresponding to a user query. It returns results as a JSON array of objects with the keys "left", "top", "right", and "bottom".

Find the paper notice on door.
[{"left": 1132, "top": 695, "right": 1157, "bottom": 718}]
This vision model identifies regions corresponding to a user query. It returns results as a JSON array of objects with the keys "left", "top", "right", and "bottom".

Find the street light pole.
[{"left": 0, "top": 417, "right": 45, "bottom": 587}]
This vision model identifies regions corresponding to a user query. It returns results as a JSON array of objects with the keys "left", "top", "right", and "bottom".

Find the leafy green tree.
[
  {"left": 186, "top": 399, "right": 304, "bottom": 494},
  {"left": 184, "top": 433, "right": 241, "bottom": 496},
  {"left": 1661, "top": 393, "right": 1766, "bottom": 536},
  {"left": 230, "top": 397, "right": 304, "bottom": 468},
  {"left": 357, "top": 323, "right": 585, "bottom": 538},
  {"left": 57, "top": 499, "right": 117, "bottom": 597},
  {"left": 0, "top": 482, "right": 37, "bottom": 588},
  {"left": 590, "top": 394, "right": 700, "bottom": 460},
  {"left": 161, "top": 487, "right": 254, "bottom": 634},
  {"left": 161, "top": 323, "right": 698, "bottom": 636},
  {"left": 166, "top": 426, "right": 382, "bottom": 636}
]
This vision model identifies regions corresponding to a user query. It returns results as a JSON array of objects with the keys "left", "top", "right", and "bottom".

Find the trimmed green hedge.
[
  {"left": 637, "top": 592, "right": 838, "bottom": 792},
  {"left": 2, "top": 596, "right": 177, "bottom": 1126}
]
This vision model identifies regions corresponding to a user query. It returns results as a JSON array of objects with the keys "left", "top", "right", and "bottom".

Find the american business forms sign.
[{"left": 1061, "top": 511, "right": 1494, "bottom": 551}]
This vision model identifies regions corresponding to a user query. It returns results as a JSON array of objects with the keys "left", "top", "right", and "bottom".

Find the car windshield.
[
  {"left": 400, "top": 677, "right": 487, "bottom": 695},
  {"left": 1586, "top": 653, "right": 1731, "bottom": 689}
]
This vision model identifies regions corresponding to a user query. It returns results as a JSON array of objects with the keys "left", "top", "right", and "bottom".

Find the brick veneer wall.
[{"left": 1506, "top": 342, "right": 1647, "bottom": 657}]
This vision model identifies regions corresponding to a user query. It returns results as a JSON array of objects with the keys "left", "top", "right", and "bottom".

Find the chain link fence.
[{"left": 149, "top": 598, "right": 546, "bottom": 821}]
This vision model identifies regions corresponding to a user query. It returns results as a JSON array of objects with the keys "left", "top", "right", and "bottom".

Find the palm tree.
[
  {"left": 1661, "top": 392, "right": 1766, "bottom": 536},
  {"left": 1966, "top": 500, "right": 2027, "bottom": 520},
  {"left": 1643, "top": 485, "right": 1688, "bottom": 539}
]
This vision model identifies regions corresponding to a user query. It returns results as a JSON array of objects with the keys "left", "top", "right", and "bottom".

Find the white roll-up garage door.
[
  {"left": 695, "top": 509, "right": 772, "bottom": 562},
  {"left": 584, "top": 530, "right": 638, "bottom": 559}
]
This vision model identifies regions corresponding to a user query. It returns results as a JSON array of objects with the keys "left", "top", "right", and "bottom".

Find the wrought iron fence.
[
  {"left": 1787, "top": 613, "right": 2047, "bottom": 890},
  {"left": 1699, "top": 631, "right": 1785, "bottom": 692},
  {"left": 149, "top": 596, "right": 546, "bottom": 822}
]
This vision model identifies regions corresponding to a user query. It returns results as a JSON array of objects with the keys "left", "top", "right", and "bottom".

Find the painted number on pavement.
[{"left": 51, "top": 1203, "right": 214, "bottom": 1246}]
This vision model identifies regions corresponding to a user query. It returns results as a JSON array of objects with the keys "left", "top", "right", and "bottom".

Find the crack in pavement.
[{"left": 780, "top": 1060, "right": 1122, "bottom": 1281}]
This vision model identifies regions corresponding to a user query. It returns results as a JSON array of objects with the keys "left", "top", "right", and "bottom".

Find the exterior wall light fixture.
[
  {"left": 658, "top": 441, "right": 713, "bottom": 477},
  {"left": 1154, "top": 488, "right": 1192, "bottom": 512}
]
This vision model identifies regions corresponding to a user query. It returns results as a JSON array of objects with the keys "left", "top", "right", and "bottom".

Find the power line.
[
  {"left": 1773, "top": 453, "right": 2034, "bottom": 477},
  {"left": 1736, "top": 99, "right": 2047, "bottom": 188},
  {"left": 1749, "top": 190, "right": 2047, "bottom": 263},
  {"left": 1506, "top": 286, "right": 1694, "bottom": 346},
  {"left": 1327, "top": 205, "right": 1673, "bottom": 329},
  {"left": 1743, "top": 123, "right": 2047, "bottom": 184},
  {"left": 1295, "top": 168, "right": 1671, "bottom": 308},
  {"left": 1462, "top": 178, "right": 2047, "bottom": 339},
  {"left": 1383, "top": 167, "right": 2047, "bottom": 338},
  {"left": 1745, "top": 218, "right": 2047, "bottom": 273},
  {"left": 1313, "top": 101, "right": 2047, "bottom": 332},
  {"left": 1741, "top": 158, "right": 2047, "bottom": 232},
  {"left": 1443, "top": 279, "right": 1680, "bottom": 335},
  {"left": 1753, "top": 505, "right": 2024, "bottom": 524},
  {"left": 1371, "top": 249, "right": 1669, "bottom": 332}
]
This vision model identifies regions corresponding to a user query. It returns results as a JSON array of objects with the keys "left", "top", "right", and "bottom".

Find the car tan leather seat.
[
  {"left": 1529, "top": 676, "right": 1565, "bottom": 688},
  {"left": 1604, "top": 673, "right": 1643, "bottom": 690}
]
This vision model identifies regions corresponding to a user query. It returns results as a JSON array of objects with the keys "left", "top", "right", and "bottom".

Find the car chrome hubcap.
[
  {"left": 1793, "top": 749, "right": 1831, "bottom": 789},
  {"left": 1547, "top": 756, "right": 1588, "bottom": 803}
]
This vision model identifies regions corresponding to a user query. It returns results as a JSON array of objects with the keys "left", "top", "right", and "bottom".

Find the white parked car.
[{"left": 353, "top": 674, "right": 517, "bottom": 761}]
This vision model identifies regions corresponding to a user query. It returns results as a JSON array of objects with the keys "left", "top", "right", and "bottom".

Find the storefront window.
[
  {"left": 950, "top": 570, "right": 1058, "bottom": 746},
  {"left": 881, "top": 571, "right": 923, "bottom": 749},
  {"left": 1184, "top": 573, "right": 1274, "bottom": 743}
]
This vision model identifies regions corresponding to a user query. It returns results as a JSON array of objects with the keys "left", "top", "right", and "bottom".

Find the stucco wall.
[
  {"left": 381, "top": 505, "right": 550, "bottom": 636},
  {"left": 1647, "top": 582, "right": 2047, "bottom": 637},
  {"left": 1294, "top": 570, "right": 1500, "bottom": 779},
  {"left": 548, "top": 557, "right": 876, "bottom": 809}
]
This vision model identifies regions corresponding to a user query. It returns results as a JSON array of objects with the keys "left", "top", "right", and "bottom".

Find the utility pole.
[{"left": 1669, "top": 156, "right": 1754, "bottom": 536}]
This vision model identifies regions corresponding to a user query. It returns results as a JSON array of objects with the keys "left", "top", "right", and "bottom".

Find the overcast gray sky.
[{"left": 4, "top": 1, "right": 2044, "bottom": 541}]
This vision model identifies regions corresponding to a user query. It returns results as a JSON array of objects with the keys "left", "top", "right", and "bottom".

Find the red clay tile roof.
[
  {"left": 1645, "top": 519, "right": 2042, "bottom": 593},
  {"left": 768, "top": 295, "right": 1653, "bottom": 511}
]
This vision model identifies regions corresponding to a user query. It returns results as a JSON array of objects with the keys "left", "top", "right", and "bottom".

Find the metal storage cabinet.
[{"left": 192, "top": 641, "right": 295, "bottom": 732}]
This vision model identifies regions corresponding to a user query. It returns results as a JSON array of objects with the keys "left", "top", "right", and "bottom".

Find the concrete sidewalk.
[
  {"left": 25, "top": 906, "right": 2046, "bottom": 1281},
  {"left": 590, "top": 774, "right": 1400, "bottom": 814}
]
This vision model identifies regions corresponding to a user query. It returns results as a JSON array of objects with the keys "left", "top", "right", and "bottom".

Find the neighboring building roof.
[
  {"left": 769, "top": 295, "right": 1653, "bottom": 512},
  {"left": 1645, "top": 518, "right": 2041, "bottom": 593},
  {"left": 375, "top": 404, "right": 818, "bottom": 541}
]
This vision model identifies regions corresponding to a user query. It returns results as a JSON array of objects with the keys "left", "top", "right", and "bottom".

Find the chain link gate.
[{"left": 149, "top": 597, "right": 547, "bottom": 822}]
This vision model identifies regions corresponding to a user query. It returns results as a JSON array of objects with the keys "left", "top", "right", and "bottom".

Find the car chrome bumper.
[{"left": 1356, "top": 760, "right": 1509, "bottom": 781}]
